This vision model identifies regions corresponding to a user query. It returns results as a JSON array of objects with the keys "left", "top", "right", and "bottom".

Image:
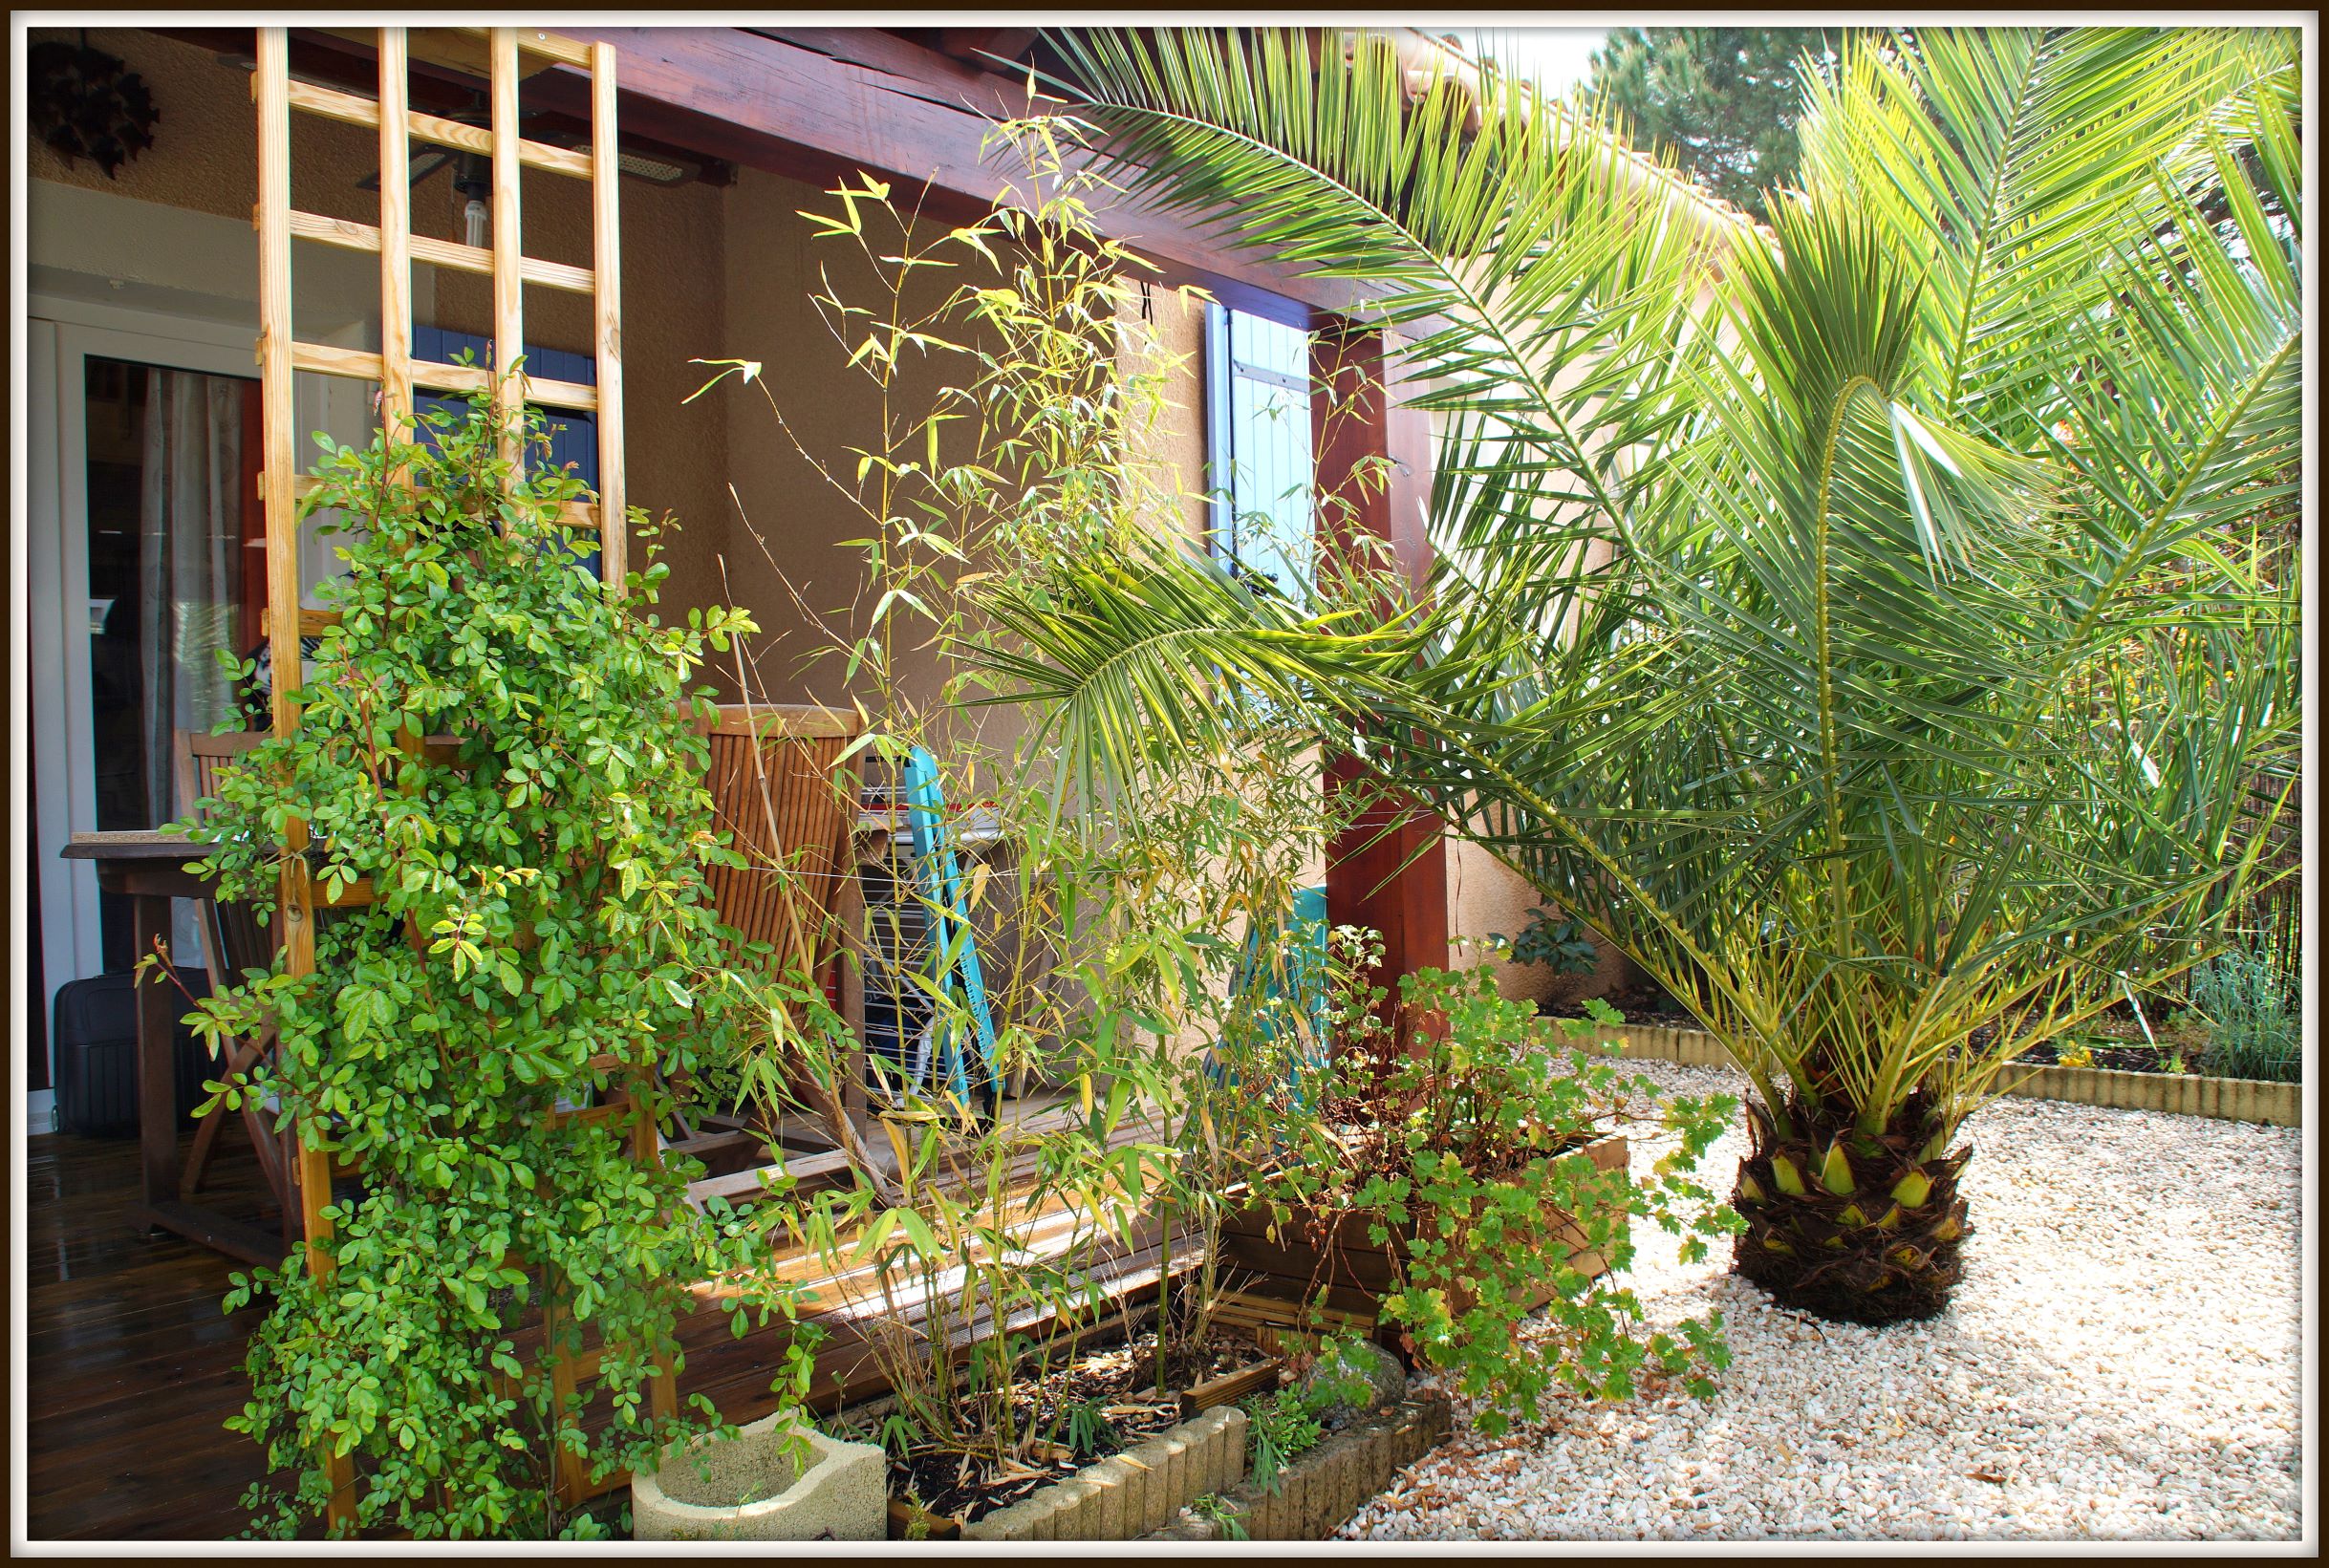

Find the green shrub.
[
  {"left": 1498, "top": 907, "right": 1602, "bottom": 978},
  {"left": 180, "top": 395, "right": 814, "bottom": 1538},
  {"left": 1247, "top": 943, "right": 1738, "bottom": 1437},
  {"left": 1240, "top": 1338, "right": 1372, "bottom": 1493},
  {"left": 2189, "top": 948, "right": 2300, "bottom": 1083}
]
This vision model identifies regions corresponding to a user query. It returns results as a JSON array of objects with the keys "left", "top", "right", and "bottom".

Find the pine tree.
[{"left": 1580, "top": 28, "right": 1854, "bottom": 219}]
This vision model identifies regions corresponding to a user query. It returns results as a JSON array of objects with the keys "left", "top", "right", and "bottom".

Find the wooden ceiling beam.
[
  {"left": 146, "top": 23, "right": 1382, "bottom": 327},
  {"left": 935, "top": 28, "right": 1041, "bottom": 69},
  {"left": 542, "top": 26, "right": 1356, "bottom": 328}
]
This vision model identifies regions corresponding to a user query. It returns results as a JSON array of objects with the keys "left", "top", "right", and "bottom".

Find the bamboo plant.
[{"left": 686, "top": 125, "right": 1350, "bottom": 1490}]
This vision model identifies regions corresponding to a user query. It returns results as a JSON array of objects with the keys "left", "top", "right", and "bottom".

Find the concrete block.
[
  {"left": 1322, "top": 1441, "right": 1363, "bottom": 1533},
  {"left": 1217, "top": 1406, "right": 1249, "bottom": 1493},
  {"left": 1046, "top": 1477, "right": 1098, "bottom": 1540},
  {"left": 1120, "top": 1435, "right": 1170, "bottom": 1536},
  {"left": 1154, "top": 1431, "right": 1190, "bottom": 1534},
  {"left": 960, "top": 1494, "right": 1043, "bottom": 1542},
  {"left": 1084, "top": 1454, "right": 1138, "bottom": 1538},
  {"left": 1243, "top": 1490, "right": 1277, "bottom": 1540},
  {"left": 632, "top": 1412, "right": 886, "bottom": 1542}
]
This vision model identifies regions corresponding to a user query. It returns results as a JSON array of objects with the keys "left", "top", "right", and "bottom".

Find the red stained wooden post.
[{"left": 1312, "top": 323, "right": 1447, "bottom": 1055}]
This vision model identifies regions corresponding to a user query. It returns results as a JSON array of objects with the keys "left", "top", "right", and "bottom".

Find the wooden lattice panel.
[{"left": 252, "top": 26, "right": 642, "bottom": 1527}]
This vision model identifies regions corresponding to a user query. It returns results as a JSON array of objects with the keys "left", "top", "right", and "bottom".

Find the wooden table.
[{"left": 58, "top": 831, "right": 288, "bottom": 1267}]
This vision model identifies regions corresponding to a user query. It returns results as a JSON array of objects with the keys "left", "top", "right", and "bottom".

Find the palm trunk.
[{"left": 1730, "top": 1093, "right": 1970, "bottom": 1325}]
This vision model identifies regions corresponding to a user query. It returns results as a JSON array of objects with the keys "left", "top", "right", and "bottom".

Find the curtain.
[{"left": 137, "top": 369, "right": 244, "bottom": 970}]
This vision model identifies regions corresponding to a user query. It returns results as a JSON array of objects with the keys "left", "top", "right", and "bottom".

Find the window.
[
  {"left": 1205, "top": 304, "right": 1315, "bottom": 596},
  {"left": 413, "top": 325, "right": 601, "bottom": 578}
]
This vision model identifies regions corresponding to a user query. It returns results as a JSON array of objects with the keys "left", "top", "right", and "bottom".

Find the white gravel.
[{"left": 1344, "top": 1061, "right": 2307, "bottom": 1542}]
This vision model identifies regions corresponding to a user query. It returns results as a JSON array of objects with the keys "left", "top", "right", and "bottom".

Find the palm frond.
[{"left": 989, "top": 25, "right": 2301, "bottom": 1143}]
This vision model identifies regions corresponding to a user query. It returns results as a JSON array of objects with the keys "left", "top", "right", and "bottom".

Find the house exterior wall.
[{"left": 700, "top": 164, "right": 1216, "bottom": 704}]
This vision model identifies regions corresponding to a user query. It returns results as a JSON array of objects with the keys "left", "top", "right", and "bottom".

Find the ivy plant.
[{"left": 177, "top": 394, "right": 816, "bottom": 1538}]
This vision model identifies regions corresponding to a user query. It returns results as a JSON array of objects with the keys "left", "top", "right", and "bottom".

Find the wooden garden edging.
[{"left": 1598, "top": 1022, "right": 2300, "bottom": 1128}]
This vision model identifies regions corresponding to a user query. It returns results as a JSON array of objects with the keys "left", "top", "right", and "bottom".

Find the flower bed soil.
[
  {"left": 2003, "top": 1017, "right": 2213, "bottom": 1074},
  {"left": 1542, "top": 986, "right": 1697, "bottom": 1031}
]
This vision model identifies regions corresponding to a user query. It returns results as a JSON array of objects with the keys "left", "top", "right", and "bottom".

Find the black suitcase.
[{"left": 52, "top": 971, "right": 218, "bottom": 1138}]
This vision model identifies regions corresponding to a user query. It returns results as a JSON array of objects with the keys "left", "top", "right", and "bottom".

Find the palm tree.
[{"left": 981, "top": 26, "right": 2302, "bottom": 1322}]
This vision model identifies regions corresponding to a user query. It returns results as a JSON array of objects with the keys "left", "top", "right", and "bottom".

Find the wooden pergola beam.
[{"left": 530, "top": 25, "right": 1367, "bottom": 330}]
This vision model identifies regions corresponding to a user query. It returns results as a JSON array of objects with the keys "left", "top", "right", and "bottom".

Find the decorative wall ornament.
[{"left": 30, "top": 37, "right": 160, "bottom": 179}]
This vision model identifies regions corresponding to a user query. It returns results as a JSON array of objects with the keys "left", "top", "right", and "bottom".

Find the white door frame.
[{"left": 26, "top": 300, "right": 265, "bottom": 1117}]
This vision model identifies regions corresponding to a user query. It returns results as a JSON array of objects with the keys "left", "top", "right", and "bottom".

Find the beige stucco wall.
[
  {"left": 29, "top": 27, "right": 730, "bottom": 593},
  {"left": 707, "top": 163, "right": 983, "bottom": 717},
  {"left": 1449, "top": 842, "right": 1632, "bottom": 1006},
  {"left": 1116, "top": 280, "right": 1214, "bottom": 548}
]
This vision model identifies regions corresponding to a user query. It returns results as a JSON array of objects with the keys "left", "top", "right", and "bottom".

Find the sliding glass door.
[
  {"left": 81, "top": 355, "right": 263, "bottom": 969},
  {"left": 27, "top": 311, "right": 369, "bottom": 1106}
]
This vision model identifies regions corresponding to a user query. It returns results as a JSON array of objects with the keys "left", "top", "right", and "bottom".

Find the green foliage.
[
  {"left": 1576, "top": 28, "right": 1858, "bottom": 219},
  {"left": 1249, "top": 942, "right": 1736, "bottom": 1437},
  {"left": 1240, "top": 1387, "right": 1322, "bottom": 1497},
  {"left": 1062, "top": 1398, "right": 1116, "bottom": 1459},
  {"left": 180, "top": 395, "right": 814, "bottom": 1538},
  {"left": 1497, "top": 907, "right": 1602, "bottom": 978},
  {"left": 2188, "top": 947, "right": 2300, "bottom": 1084},
  {"left": 1240, "top": 1336, "right": 1378, "bottom": 1493},
  {"left": 1189, "top": 1490, "right": 1250, "bottom": 1539}
]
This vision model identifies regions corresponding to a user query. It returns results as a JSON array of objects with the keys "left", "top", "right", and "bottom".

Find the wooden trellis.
[{"left": 252, "top": 25, "right": 647, "bottom": 1527}]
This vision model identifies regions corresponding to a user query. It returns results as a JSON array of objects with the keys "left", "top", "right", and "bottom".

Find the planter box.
[
  {"left": 1216, "top": 1132, "right": 1630, "bottom": 1349},
  {"left": 632, "top": 1411, "right": 887, "bottom": 1542},
  {"left": 1598, "top": 1022, "right": 2300, "bottom": 1128},
  {"left": 1145, "top": 1391, "right": 1453, "bottom": 1541},
  {"left": 959, "top": 1404, "right": 1249, "bottom": 1541},
  {"left": 1175, "top": 1353, "right": 1286, "bottom": 1417}
]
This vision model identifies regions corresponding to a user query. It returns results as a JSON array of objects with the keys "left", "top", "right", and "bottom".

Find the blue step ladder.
[
  {"left": 901, "top": 746, "right": 1002, "bottom": 1115},
  {"left": 1206, "top": 884, "right": 1332, "bottom": 1105}
]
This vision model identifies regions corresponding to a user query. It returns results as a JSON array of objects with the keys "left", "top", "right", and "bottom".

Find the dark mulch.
[
  {"left": 1539, "top": 984, "right": 1697, "bottom": 1031},
  {"left": 884, "top": 1325, "right": 1278, "bottom": 1527}
]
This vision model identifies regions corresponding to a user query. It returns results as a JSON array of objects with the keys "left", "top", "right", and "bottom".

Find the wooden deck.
[{"left": 22, "top": 1106, "right": 1188, "bottom": 1541}]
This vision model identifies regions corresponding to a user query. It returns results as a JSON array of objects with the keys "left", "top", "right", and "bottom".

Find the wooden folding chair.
[
  {"left": 694, "top": 701, "right": 872, "bottom": 1145},
  {"left": 174, "top": 729, "right": 295, "bottom": 1217}
]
